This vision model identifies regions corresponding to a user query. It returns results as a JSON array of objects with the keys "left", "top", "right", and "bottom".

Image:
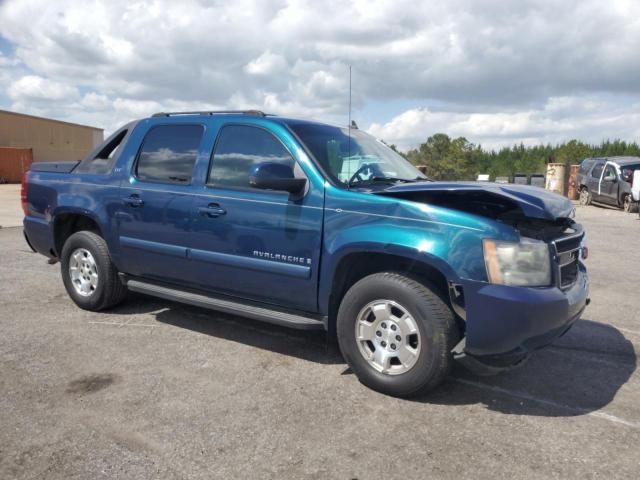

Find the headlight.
[{"left": 483, "top": 239, "right": 551, "bottom": 287}]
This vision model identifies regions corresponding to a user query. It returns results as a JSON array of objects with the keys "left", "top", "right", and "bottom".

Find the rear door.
[
  {"left": 187, "top": 123, "right": 324, "bottom": 312},
  {"left": 588, "top": 161, "right": 605, "bottom": 201},
  {"left": 116, "top": 123, "right": 205, "bottom": 283}
]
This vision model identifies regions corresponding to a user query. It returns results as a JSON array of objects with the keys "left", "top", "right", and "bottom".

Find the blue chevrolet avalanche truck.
[{"left": 22, "top": 110, "right": 589, "bottom": 397}]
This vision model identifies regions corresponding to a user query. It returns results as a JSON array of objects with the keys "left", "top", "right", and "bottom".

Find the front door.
[
  {"left": 116, "top": 124, "right": 204, "bottom": 283},
  {"left": 188, "top": 124, "right": 323, "bottom": 312},
  {"left": 599, "top": 163, "right": 619, "bottom": 206}
]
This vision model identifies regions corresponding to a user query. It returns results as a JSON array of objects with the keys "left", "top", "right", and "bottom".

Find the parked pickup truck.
[{"left": 22, "top": 111, "right": 589, "bottom": 397}]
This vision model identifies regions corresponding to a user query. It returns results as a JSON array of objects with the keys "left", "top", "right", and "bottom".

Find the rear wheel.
[
  {"left": 623, "top": 194, "right": 637, "bottom": 213},
  {"left": 60, "top": 231, "right": 127, "bottom": 311},
  {"left": 337, "top": 272, "right": 457, "bottom": 397},
  {"left": 579, "top": 187, "right": 592, "bottom": 206}
]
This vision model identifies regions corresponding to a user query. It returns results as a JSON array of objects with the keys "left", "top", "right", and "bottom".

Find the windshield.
[{"left": 289, "top": 123, "right": 427, "bottom": 186}]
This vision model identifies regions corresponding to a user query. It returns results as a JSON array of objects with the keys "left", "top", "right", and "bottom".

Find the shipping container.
[{"left": 0, "top": 147, "right": 33, "bottom": 183}]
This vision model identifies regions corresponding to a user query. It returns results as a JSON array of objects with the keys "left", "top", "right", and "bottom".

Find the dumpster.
[
  {"left": 513, "top": 173, "right": 528, "bottom": 185},
  {"left": 530, "top": 174, "right": 545, "bottom": 188}
]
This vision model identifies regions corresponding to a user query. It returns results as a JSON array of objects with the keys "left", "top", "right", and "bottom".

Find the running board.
[{"left": 125, "top": 279, "right": 325, "bottom": 330}]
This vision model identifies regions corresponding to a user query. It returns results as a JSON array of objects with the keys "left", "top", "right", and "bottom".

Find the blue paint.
[{"left": 23, "top": 112, "right": 589, "bottom": 359}]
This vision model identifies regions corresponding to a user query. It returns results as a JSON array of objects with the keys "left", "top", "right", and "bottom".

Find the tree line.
[{"left": 399, "top": 134, "right": 640, "bottom": 181}]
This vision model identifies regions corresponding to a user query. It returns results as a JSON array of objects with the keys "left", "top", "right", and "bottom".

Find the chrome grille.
[{"left": 550, "top": 225, "right": 584, "bottom": 289}]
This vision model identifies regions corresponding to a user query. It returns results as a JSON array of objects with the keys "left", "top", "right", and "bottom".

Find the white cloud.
[
  {"left": 368, "top": 98, "right": 640, "bottom": 151},
  {"left": 245, "top": 51, "right": 287, "bottom": 75},
  {"left": 7, "top": 75, "right": 80, "bottom": 102},
  {"left": 0, "top": 0, "right": 639, "bottom": 146}
]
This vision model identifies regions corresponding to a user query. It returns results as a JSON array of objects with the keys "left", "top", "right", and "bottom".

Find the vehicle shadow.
[
  {"left": 110, "top": 295, "right": 636, "bottom": 418},
  {"left": 416, "top": 319, "right": 637, "bottom": 418},
  {"left": 108, "top": 294, "right": 344, "bottom": 365}
]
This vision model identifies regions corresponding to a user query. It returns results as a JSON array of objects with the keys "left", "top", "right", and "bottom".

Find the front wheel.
[
  {"left": 60, "top": 231, "right": 127, "bottom": 311},
  {"left": 623, "top": 195, "right": 637, "bottom": 213},
  {"left": 337, "top": 272, "right": 457, "bottom": 397},
  {"left": 579, "top": 187, "right": 592, "bottom": 206}
]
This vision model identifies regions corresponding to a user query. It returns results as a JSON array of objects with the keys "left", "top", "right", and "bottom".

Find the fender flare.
[{"left": 317, "top": 241, "right": 461, "bottom": 316}]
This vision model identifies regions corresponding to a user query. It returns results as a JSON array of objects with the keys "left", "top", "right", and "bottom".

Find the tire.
[
  {"left": 623, "top": 195, "right": 637, "bottom": 213},
  {"left": 579, "top": 187, "right": 592, "bottom": 206},
  {"left": 336, "top": 272, "right": 457, "bottom": 397},
  {"left": 60, "top": 231, "right": 127, "bottom": 311}
]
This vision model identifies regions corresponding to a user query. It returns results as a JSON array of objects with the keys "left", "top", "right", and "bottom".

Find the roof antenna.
[{"left": 348, "top": 64, "right": 352, "bottom": 156}]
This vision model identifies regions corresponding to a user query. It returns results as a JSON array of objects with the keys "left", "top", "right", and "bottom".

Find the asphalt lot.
[{"left": 1, "top": 204, "right": 639, "bottom": 479}]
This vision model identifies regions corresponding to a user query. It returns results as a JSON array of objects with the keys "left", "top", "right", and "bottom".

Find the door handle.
[
  {"left": 198, "top": 203, "right": 226, "bottom": 218},
  {"left": 124, "top": 195, "right": 144, "bottom": 207}
]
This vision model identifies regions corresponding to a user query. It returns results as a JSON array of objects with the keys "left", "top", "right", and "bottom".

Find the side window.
[
  {"left": 75, "top": 129, "right": 127, "bottom": 175},
  {"left": 136, "top": 125, "right": 203, "bottom": 183},
  {"left": 579, "top": 159, "right": 593, "bottom": 174},
  {"left": 208, "top": 125, "right": 295, "bottom": 188},
  {"left": 603, "top": 164, "right": 616, "bottom": 180},
  {"left": 591, "top": 163, "right": 604, "bottom": 179}
]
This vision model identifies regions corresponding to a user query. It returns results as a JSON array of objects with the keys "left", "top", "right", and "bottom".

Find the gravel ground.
[{"left": 1, "top": 204, "right": 639, "bottom": 479}]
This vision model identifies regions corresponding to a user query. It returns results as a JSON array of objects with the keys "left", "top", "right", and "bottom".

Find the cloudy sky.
[{"left": 1, "top": 0, "right": 639, "bottom": 151}]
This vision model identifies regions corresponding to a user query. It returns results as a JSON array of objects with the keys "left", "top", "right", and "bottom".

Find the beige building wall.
[{"left": 0, "top": 110, "right": 103, "bottom": 162}]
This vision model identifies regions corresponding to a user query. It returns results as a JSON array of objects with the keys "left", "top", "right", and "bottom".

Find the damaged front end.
[{"left": 378, "top": 182, "right": 590, "bottom": 374}]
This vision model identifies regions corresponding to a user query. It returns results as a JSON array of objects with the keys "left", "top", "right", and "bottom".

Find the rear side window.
[
  {"left": 208, "top": 125, "right": 294, "bottom": 188},
  {"left": 136, "top": 125, "right": 203, "bottom": 183},
  {"left": 621, "top": 164, "right": 640, "bottom": 182},
  {"left": 75, "top": 129, "right": 127, "bottom": 175},
  {"left": 591, "top": 163, "right": 604, "bottom": 179}
]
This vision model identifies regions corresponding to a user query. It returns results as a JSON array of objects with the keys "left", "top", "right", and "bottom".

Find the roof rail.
[{"left": 151, "top": 110, "right": 267, "bottom": 118}]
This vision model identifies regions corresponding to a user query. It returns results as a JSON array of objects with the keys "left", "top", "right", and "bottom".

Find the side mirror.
[
  {"left": 249, "top": 162, "right": 307, "bottom": 195},
  {"left": 604, "top": 173, "right": 617, "bottom": 182}
]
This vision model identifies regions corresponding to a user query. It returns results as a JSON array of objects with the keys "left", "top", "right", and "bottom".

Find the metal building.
[{"left": 0, "top": 109, "right": 103, "bottom": 182}]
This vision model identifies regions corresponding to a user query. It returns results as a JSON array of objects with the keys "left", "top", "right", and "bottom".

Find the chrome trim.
[{"left": 550, "top": 225, "right": 585, "bottom": 290}]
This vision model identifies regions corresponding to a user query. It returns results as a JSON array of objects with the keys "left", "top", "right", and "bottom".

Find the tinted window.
[
  {"left": 579, "top": 159, "right": 594, "bottom": 174},
  {"left": 621, "top": 165, "right": 640, "bottom": 182},
  {"left": 209, "top": 125, "right": 294, "bottom": 188},
  {"left": 75, "top": 129, "right": 127, "bottom": 175},
  {"left": 603, "top": 164, "right": 617, "bottom": 180},
  {"left": 136, "top": 125, "right": 203, "bottom": 183},
  {"left": 591, "top": 163, "right": 604, "bottom": 179}
]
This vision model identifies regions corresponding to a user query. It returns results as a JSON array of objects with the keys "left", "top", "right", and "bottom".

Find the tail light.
[{"left": 21, "top": 171, "right": 29, "bottom": 216}]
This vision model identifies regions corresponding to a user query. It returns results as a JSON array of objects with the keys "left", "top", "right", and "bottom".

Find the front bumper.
[{"left": 457, "top": 263, "right": 589, "bottom": 365}]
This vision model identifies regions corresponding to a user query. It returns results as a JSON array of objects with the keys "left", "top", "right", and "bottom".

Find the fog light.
[{"left": 581, "top": 246, "right": 589, "bottom": 260}]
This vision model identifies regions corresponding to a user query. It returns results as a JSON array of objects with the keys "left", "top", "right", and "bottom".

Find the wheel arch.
[
  {"left": 320, "top": 246, "right": 460, "bottom": 337},
  {"left": 52, "top": 209, "right": 104, "bottom": 257}
]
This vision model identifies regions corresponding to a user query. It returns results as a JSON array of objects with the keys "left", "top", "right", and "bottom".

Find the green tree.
[
  {"left": 406, "top": 133, "right": 477, "bottom": 180},
  {"left": 556, "top": 140, "right": 591, "bottom": 164},
  {"left": 392, "top": 134, "right": 640, "bottom": 181}
]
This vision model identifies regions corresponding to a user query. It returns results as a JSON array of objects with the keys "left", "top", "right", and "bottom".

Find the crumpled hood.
[{"left": 378, "top": 181, "right": 575, "bottom": 221}]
